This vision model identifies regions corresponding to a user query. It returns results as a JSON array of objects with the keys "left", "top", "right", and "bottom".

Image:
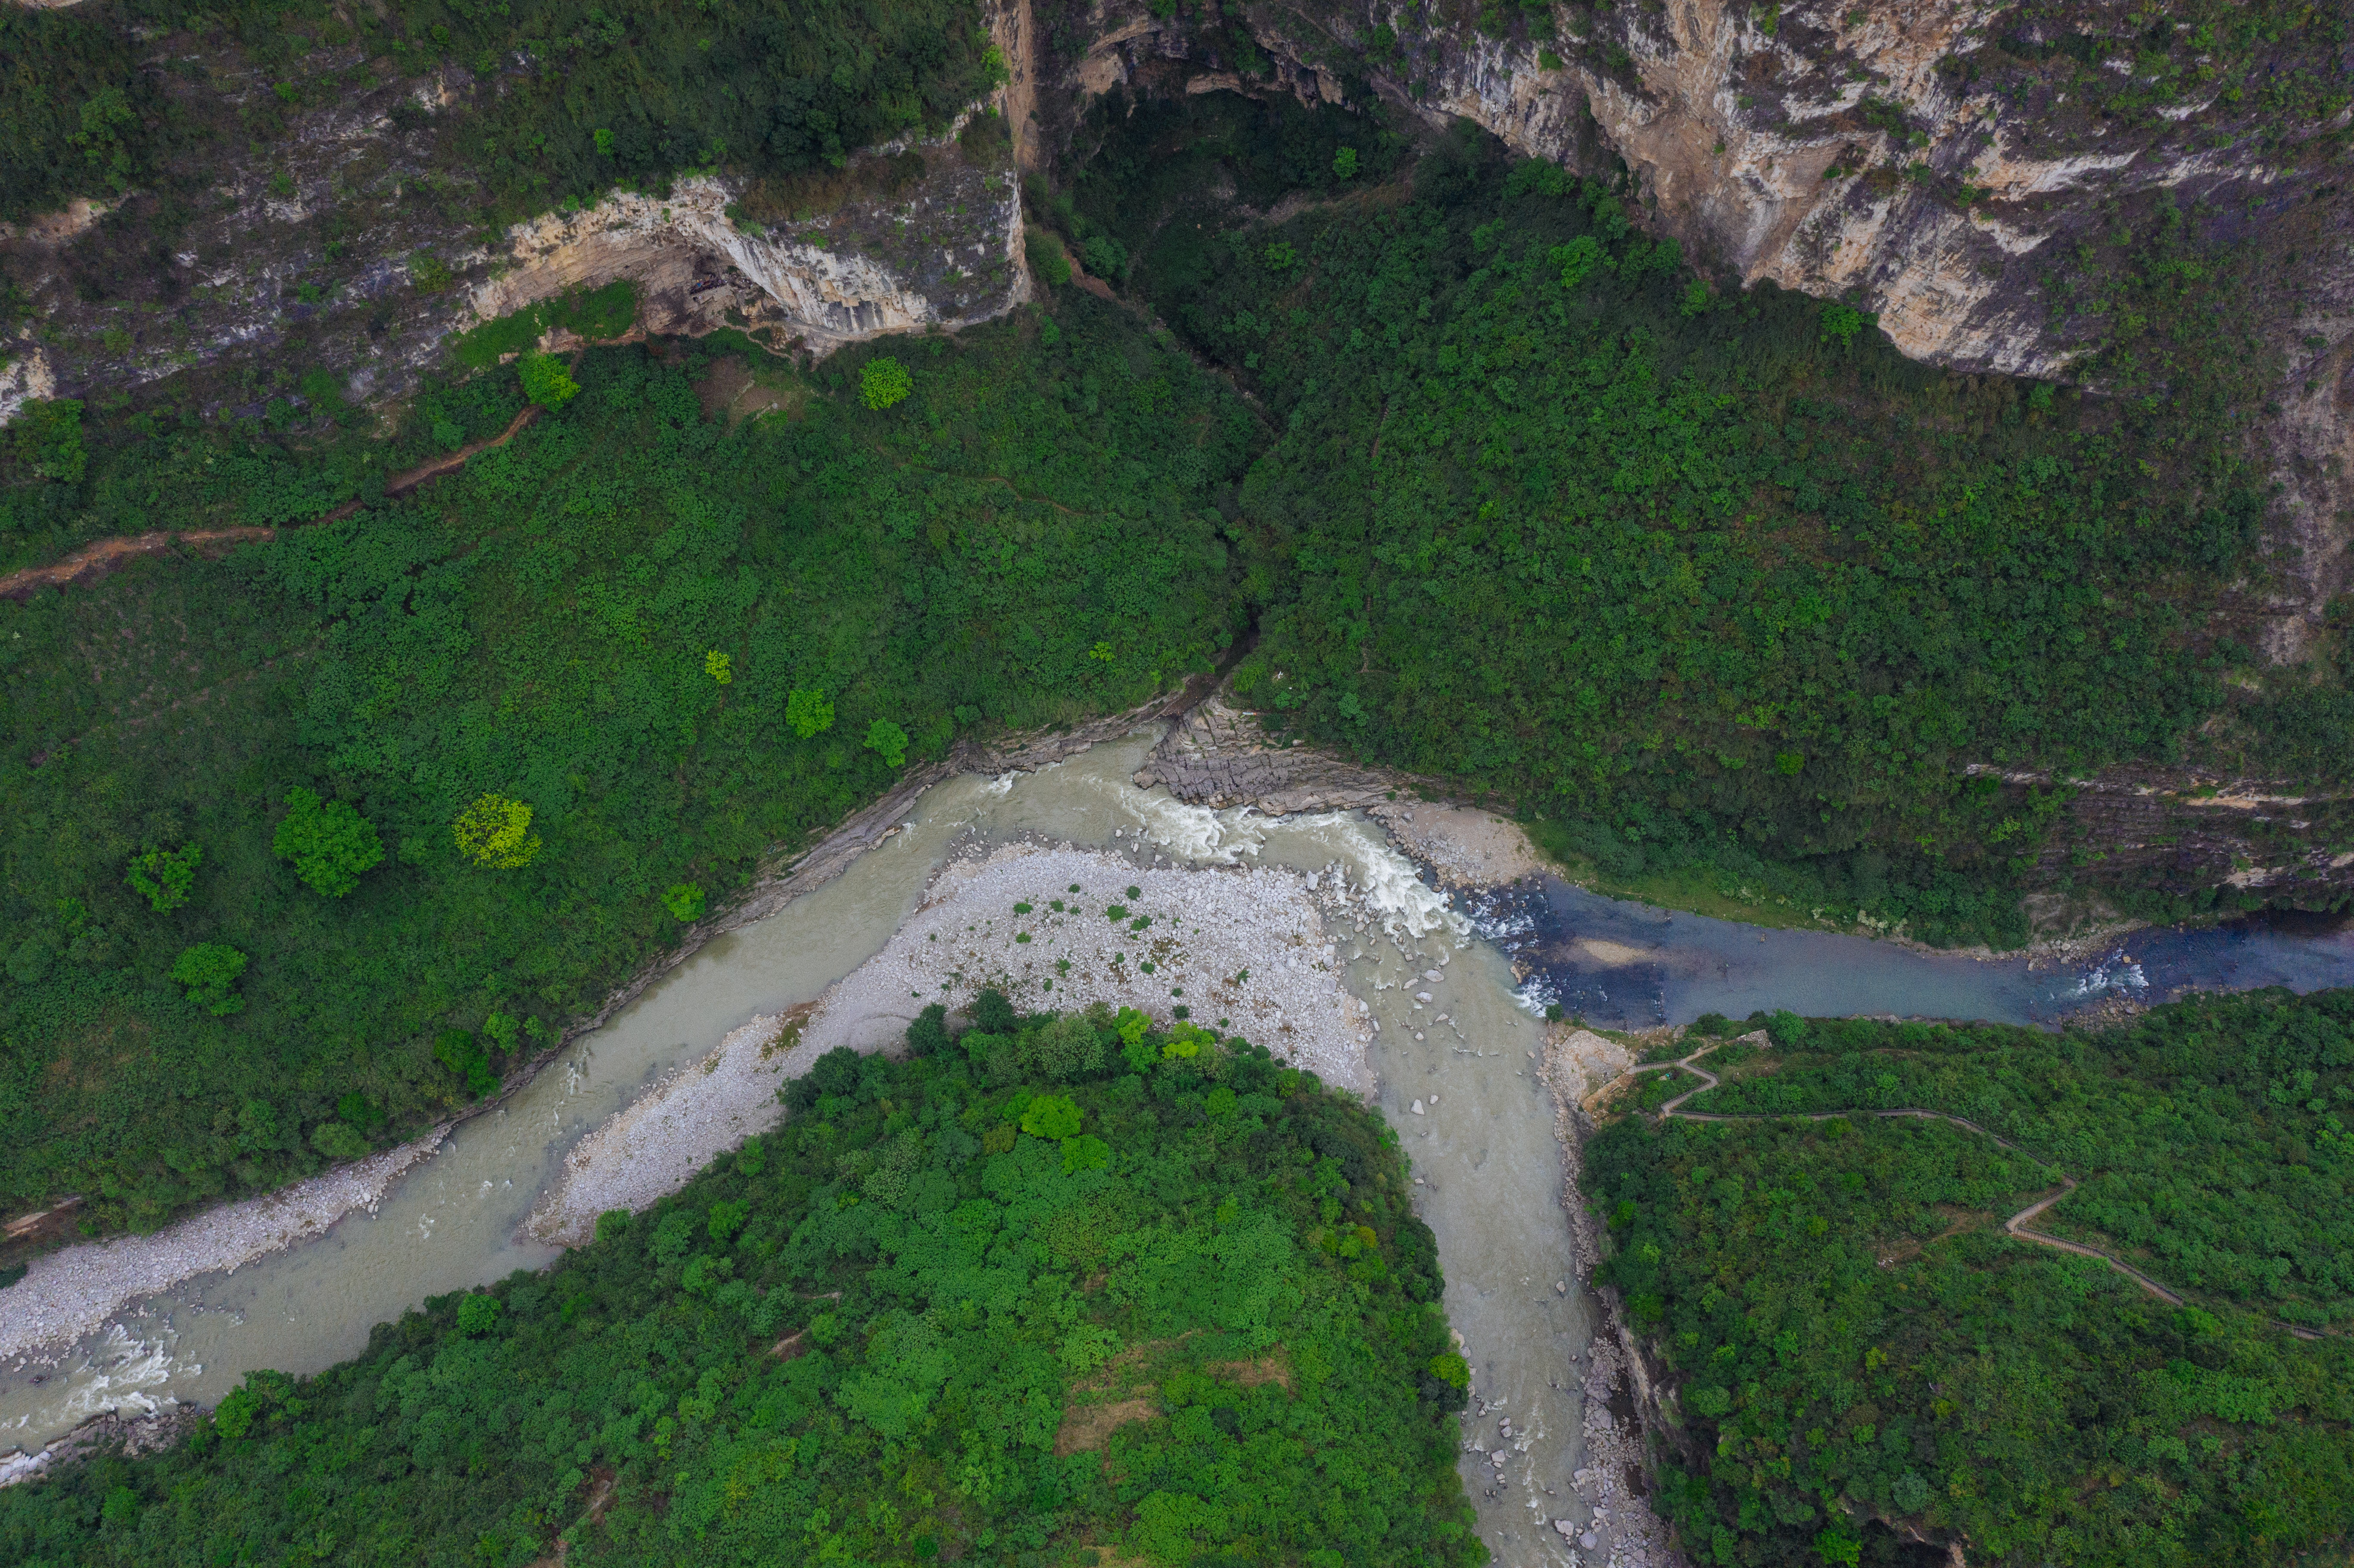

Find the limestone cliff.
[{"left": 0, "top": 36, "right": 1030, "bottom": 430}]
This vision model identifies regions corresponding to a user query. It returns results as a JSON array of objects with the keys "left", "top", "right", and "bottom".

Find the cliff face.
[
  {"left": 1026, "top": 0, "right": 2353, "bottom": 656},
  {"left": 461, "top": 137, "right": 1026, "bottom": 357},
  {"left": 0, "top": 31, "right": 1029, "bottom": 431}
]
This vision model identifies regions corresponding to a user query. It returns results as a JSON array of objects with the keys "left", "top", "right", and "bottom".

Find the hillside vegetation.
[
  {"left": 1, "top": 0, "right": 995, "bottom": 227},
  {"left": 1585, "top": 990, "right": 2354, "bottom": 1566},
  {"left": 1056, "top": 94, "right": 2301, "bottom": 950},
  {"left": 0, "top": 298, "right": 1253, "bottom": 1238},
  {"left": 0, "top": 1003, "right": 1482, "bottom": 1568}
]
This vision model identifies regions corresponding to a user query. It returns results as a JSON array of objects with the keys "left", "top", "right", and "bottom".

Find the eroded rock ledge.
[{"left": 1131, "top": 695, "right": 1431, "bottom": 815}]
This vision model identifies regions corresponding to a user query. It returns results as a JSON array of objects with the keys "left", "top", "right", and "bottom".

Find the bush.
[
  {"left": 125, "top": 841, "right": 201, "bottom": 913},
  {"left": 272, "top": 787, "right": 385, "bottom": 897},
  {"left": 520, "top": 352, "right": 581, "bottom": 409},
  {"left": 433, "top": 1028, "right": 499, "bottom": 1098},
  {"left": 1018, "top": 1093, "right": 1082, "bottom": 1139},
  {"left": 308, "top": 1121, "right": 371, "bottom": 1160},
  {"left": 661, "top": 883, "right": 706, "bottom": 921},
  {"left": 170, "top": 943, "right": 248, "bottom": 1015},
  {"left": 453, "top": 795, "right": 541, "bottom": 869},
  {"left": 864, "top": 717, "right": 909, "bottom": 767},
  {"left": 972, "top": 987, "right": 1018, "bottom": 1033},
  {"left": 906, "top": 1002, "right": 951, "bottom": 1057},
  {"left": 859, "top": 357, "right": 913, "bottom": 410},
  {"left": 786, "top": 688, "right": 835, "bottom": 738},
  {"left": 10, "top": 398, "right": 85, "bottom": 482},
  {"left": 1025, "top": 227, "right": 1071, "bottom": 288}
]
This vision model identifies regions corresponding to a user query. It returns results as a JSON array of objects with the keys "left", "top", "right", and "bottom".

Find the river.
[{"left": 4, "top": 728, "right": 2352, "bottom": 1568}]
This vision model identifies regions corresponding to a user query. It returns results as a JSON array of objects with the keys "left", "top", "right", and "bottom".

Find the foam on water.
[
  {"left": 1277, "top": 812, "right": 1469, "bottom": 941},
  {"left": 2071, "top": 949, "right": 2150, "bottom": 999},
  {"left": 38, "top": 1325, "right": 178, "bottom": 1432},
  {"left": 1078, "top": 774, "right": 1269, "bottom": 862}
]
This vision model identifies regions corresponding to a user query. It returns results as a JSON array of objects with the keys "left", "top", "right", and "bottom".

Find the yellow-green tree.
[
  {"left": 519, "top": 352, "right": 579, "bottom": 409},
  {"left": 859, "top": 356, "right": 913, "bottom": 410},
  {"left": 453, "top": 794, "right": 542, "bottom": 868}
]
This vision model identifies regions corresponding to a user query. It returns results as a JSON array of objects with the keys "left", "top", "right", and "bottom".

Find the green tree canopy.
[
  {"left": 271, "top": 788, "right": 384, "bottom": 897},
  {"left": 859, "top": 356, "right": 913, "bottom": 411},
  {"left": 124, "top": 842, "right": 201, "bottom": 914},
  {"left": 169, "top": 942, "right": 247, "bottom": 1015}
]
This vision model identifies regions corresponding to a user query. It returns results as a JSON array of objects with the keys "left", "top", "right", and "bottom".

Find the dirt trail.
[
  {"left": 1602, "top": 1039, "right": 2324, "bottom": 1338},
  {"left": 0, "top": 395, "right": 548, "bottom": 605}
]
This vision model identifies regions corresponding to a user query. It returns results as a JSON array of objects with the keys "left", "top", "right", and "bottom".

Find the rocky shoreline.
[{"left": 0, "top": 1132, "right": 446, "bottom": 1369}]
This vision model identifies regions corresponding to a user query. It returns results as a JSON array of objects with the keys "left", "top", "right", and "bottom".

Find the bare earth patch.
[
  {"left": 1054, "top": 1397, "right": 1158, "bottom": 1456},
  {"left": 1368, "top": 803, "right": 1542, "bottom": 888}
]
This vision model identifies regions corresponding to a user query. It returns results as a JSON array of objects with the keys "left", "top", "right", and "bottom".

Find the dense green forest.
[
  {"left": 1, "top": 0, "right": 995, "bottom": 226},
  {"left": 1048, "top": 95, "right": 2297, "bottom": 950},
  {"left": 0, "top": 296, "right": 1255, "bottom": 1236},
  {"left": 0, "top": 1002, "right": 1484, "bottom": 1567},
  {"left": 1586, "top": 991, "right": 2354, "bottom": 1567},
  {"left": 1688, "top": 991, "right": 2354, "bottom": 1326}
]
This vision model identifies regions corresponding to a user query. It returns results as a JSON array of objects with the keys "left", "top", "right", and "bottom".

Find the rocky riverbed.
[
  {"left": 0, "top": 1133, "right": 445, "bottom": 1368},
  {"left": 527, "top": 834, "right": 1377, "bottom": 1245}
]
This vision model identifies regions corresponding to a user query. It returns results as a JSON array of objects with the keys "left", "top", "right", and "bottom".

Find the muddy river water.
[{"left": 6, "top": 728, "right": 2354, "bottom": 1566}]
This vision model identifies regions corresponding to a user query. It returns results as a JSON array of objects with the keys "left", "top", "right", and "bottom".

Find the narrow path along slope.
[{"left": 1594, "top": 1036, "right": 2326, "bottom": 1339}]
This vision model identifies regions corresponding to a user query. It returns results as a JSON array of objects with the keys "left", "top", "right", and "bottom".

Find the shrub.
[
  {"left": 864, "top": 718, "right": 910, "bottom": 767},
  {"left": 272, "top": 787, "right": 385, "bottom": 897},
  {"left": 1019, "top": 1093, "right": 1083, "bottom": 1139},
  {"left": 519, "top": 352, "right": 580, "bottom": 408},
  {"left": 1546, "top": 235, "right": 1606, "bottom": 292},
  {"left": 786, "top": 688, "right": 835, "bottom": 738},
  {"left": 453, "top": 794, "right": 541, "bottom": 868},
  {"left": 860, "top": 357, "right": 913, "bottom": 410},
  {"left": 1024, "top": 227, "right": 1071, "bottom": 288},
  {"left": 433, "top": 1028, "right": 499, "bottom": 1098},
  {"left": 456, "top": 1293, "right": 501, "bottom": 1335},
  {"left": 1819, "top": 302, "right": 1870, "bottom": 347},
  {"left": 309, "top": 1121, "right": 371, "bottom": 1160},
  {"left": 125, "top": 841, "right": 201, "bottom": 913},
  {"left": 972, "top": 987, "right": 1018, "bottom": 1033},
  {"left": 11, "top": 398, "right": 86, "bottom": 482},
  {"left": 704, "top": 649, "right": 733, "bottom": 684},
  {"left": 1030, "top": 1013, "right": 1108, "bottom": 1080},
  {"left": 1080, "top": 233, "right": 1127, "bottom": 281},
  {"left": 661, "top": 883, "right": 706, "bottom": 921},
  {"left": 170, "top": 943, "right": 248, "bottom": 1015},
  {"left": 1333, "top": 146, "right": 1358, "bottom": 180},
  {"left": 906, "top": 1003, "right": 951, "bottom": 1057}
]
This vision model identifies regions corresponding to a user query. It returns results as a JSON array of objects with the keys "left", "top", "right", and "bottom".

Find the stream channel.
[{"left": 6, "top": 728, "right": 2354, "bottom": 1566}]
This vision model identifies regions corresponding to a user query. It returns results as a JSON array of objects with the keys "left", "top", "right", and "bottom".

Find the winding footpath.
[{"left": 1602, "top": 1037, "right": 2325, "bottom": 1340}]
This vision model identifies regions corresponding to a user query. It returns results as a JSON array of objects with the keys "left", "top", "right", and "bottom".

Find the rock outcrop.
[
  {"left": 0, "top": 44, "right": 1031, "bottom": 428},
  {"left": 1133, "top": 696, "right": 1434, "bottom": 815},
  {"left": 464, "top": 135, "right": 1026, "bottom": 355}
]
